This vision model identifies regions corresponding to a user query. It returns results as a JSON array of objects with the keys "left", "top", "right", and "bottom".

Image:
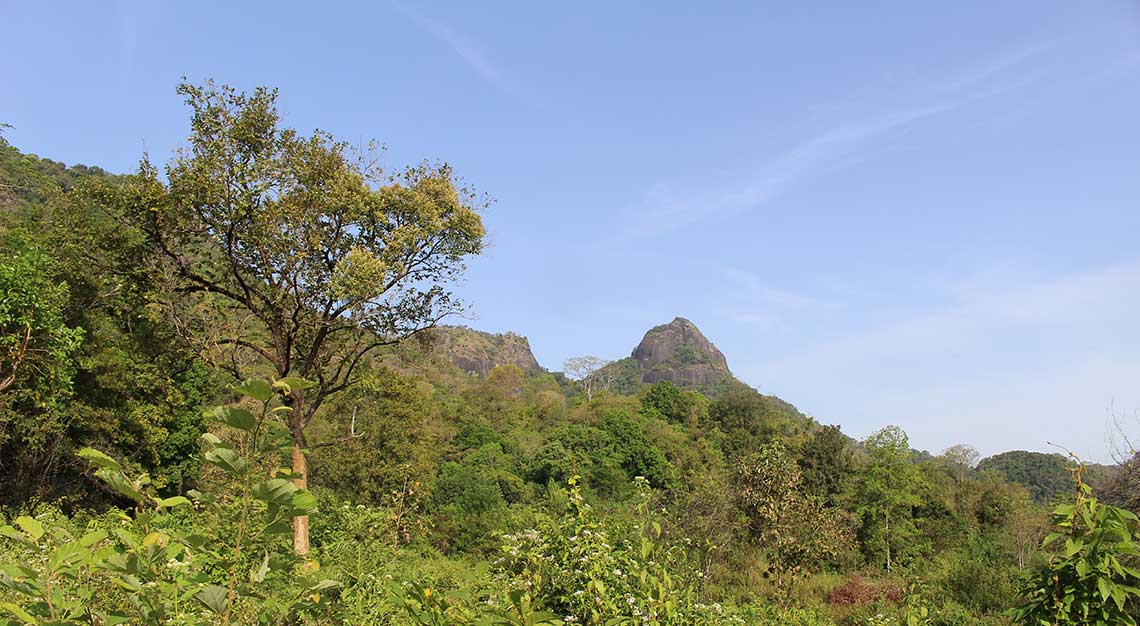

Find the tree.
[
  {"left": 798, "top": 425, "right": 854, "bottom": 506},
  {"left": 735, "top": 441, "right": 851, "bottom": 597},
  {"left": 641, "top": 381, "right": 687, "bottom": 423},
  {"left": 709, "top": 387, "right": 800, "bottom": 457},
  {"left": 1002, "top": 495, "right": 1047, "bottom": 570},
  {"left": 857, "top": 425, "right": 923, "bottom": 572},
  {"left": 0, "top": 140, "right": 214, "bottom": 509},
  {"left": 310, "top": 367, "right": 438, "bottom": 506},
  {"left": 940, "top": 443, "right": 980, "bottom": 482},
  {"left": 0, "top": 231, "right": 82, "bottom": 396},
  {"left": 562, "top": 356, "right": 611, "bottom": 401},
  {"left": 0, "top": 232, "right": 86, "bottom": 506},
  {"left": 85, "top": 81, "right": 486, "bottom": 553}
]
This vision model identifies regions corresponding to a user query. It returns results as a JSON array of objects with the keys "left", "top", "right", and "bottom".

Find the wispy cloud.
[
  {"left": 992, "top": 49, "right": 1140, "bottom": 127},
  {"left": 932, "top": 42, "right": 1054, "bottom": 94},
  {"left": 720, "top": 266, "right": 826, "bottom": 309},
  {"left": 715, "top": 266, "right": 836, "bottom": 332},
  {"left": 388, "top": 1, "right": 526, "bottom": 100},
  {"left": 623, "top": 43, "right": 1056, "bottom": 239},
  {"left": 737, "top": 257, "right": 1140, "bottom": 460}
]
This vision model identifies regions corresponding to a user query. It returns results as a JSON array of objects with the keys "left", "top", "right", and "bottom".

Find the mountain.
[
  {"left": 603, "top": 317, "right": 739, "bottom": 395},
  {"left": 425, "top": 325, "right": 543, "bottom": 377}
]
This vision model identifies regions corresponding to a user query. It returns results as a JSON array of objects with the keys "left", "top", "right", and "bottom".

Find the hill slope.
[{"left": 426, "top": 325, "right": 543, "bottom": 376}]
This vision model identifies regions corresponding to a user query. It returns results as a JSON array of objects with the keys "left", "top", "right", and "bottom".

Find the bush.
[{"left": 0, "top": 377, "right": 337, "bottom": 625}]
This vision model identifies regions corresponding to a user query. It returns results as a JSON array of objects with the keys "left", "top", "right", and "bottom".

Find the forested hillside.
[
  {"left": 977, "top": 451, "right": 1111, "bottom": 504},
  {"left": 1, "top": 84, "right": 1138, "bottom": 626}
]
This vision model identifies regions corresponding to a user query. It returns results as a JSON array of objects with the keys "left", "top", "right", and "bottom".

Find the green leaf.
[
  {"left": 1054, "top": 503, "right": 1076, "bottom": 516},
  {"left": 156, "top": 496, "right": 191, "bottom": 509},
  {"left": 291, "top": 489, "right": 318, "bottom": 513},
  {"left": 94, "top": 468, "right": 146, "bottom": 503},
  {"left": 103, "top": 613, "right": 130, "bottom": 626},
  {"left": 0, "top": 526, "right": 32, "bottom": 547},
  {"left": 1065, "top": 538, "right": 1084, "bottom": 557},
  {"left": 250, "top": 551, "right": 269, "bottom": 583},
  {"left": 196, "top": 584, "right": 230, "bottom": 614},
  {"left": 77, "top": 448, "right": 122, "bottom": 472},
  {"left": 0, "top": 602, "right": 37, "bottom": 624},
  {"left": 78, "top": 530, "right": 107, "bottom": 547},
  {"left": 216, "top": 406, "right": 256, "bottom": 431},
  {"left": 1099, "top": 577, "right": 1112, "bottom": 601},
  {"left": 305, "top": 579, "right": 340, "bottom": 593},
  {"left": 234, "top": 379, "right": 273, "bottom": 402},
  {"left": 274, "top": 376, "right": 315, "bottom": 395},
  {"left": 14, "top": 517, "right": 43, "bottom": 542},
  {"left": 204, "top": 447, "right": 248, "bottom": 476},
  {"left": 199, "top": 432, "right": 223, "bottom": 447},
  {"left": 251, "top": 479, "right": 296, "bottom": 504}
]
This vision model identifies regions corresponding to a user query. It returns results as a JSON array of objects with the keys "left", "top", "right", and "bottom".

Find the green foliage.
[
  {"left": 735, "top": 441, "right": 854, "bottom": 597},
  {"left": 0, "top": 121, "right": 1093, "bottom": 626},
  {"left": 858, "top": 426, "right": 926, "bottom": 572},
  {"left": 978, "top": 451, "right": 1075, "bottom": 504},
  {"left": 672, "top": 343, "right": 710, "bottom": 366},
  {"left": 0, "top": 137, "right": 110, "bottom": 213},
  {"left": 490, "top": 477, "right": 725, "bottom": 625},
  {"left": 1, "top": 140, "right": 216, "bottom": 508},
  {"left": 641, "top": 381, "right": 688, "bottom": 423},
  {"left": 798, "top": 425, "right": 855, "bottom": 506},
  {"left": 311, "top": 367, "right": 438, "bottom": 505},
  {"left": 709, "top": 387, "right": 804, "bottom": 457},
  {"left": 1010, "top": 465, "right": 1140, "bottom": 625},
  {"left": 640, "top": 381, "right": 709, "bottom": 429},
  {"left": 0, "top": 377, "right": 336, "bottom": 625},
  {"left": 432, "top": 442, "right": 527, "bottom": 553},
  {"left": 525, "top": 409, "right": 675, "bottom": 498},
  {"left": 401, "top": 582, "right": 560, "bottom": 626},
  {"left": 0, "top": 230, "right": 83, "bottom": 400}
]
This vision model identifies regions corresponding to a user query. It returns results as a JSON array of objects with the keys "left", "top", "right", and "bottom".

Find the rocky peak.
[
  {"left": 427, "top": 326, "right": 543, "bottom": 377},
  {"left": 630, "top": 317, "right": 731, "bottom": 387}
]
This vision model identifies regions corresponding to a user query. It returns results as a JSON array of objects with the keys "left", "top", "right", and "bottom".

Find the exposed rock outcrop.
[
  {"left": 632, "top": 317, "right": 731, "bottom": 386},
  {"left": 597, "top": 317, "right": 737, "bottom": 394},
  {"left": 426, "top": 326, "right": 542, "bottom": 377}
]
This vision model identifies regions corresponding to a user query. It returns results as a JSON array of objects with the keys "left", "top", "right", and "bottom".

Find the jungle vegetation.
[{"left": 1, "top": 83, "right": 1137, "bottom": 626}]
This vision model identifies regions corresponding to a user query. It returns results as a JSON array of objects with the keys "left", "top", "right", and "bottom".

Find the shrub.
[{"left": 0, "top": 377, "right": 337, "bottom": 625}]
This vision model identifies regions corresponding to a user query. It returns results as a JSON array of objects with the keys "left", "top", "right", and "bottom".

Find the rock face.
[
  {"left": 630, "top": 317, "right": 732, "bottom": 388},
  {"left": 428, "top": 326, "right": 543, "bottom": 377}
]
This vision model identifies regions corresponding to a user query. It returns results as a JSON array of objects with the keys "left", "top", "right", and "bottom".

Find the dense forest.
[{"left": 2, "top": 83, "right": 1139, "bottom": 626}]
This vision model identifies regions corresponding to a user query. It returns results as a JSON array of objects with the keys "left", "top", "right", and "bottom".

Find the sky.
[{"left": 3, "top": 1, "right": 1140, "bottom": 461}]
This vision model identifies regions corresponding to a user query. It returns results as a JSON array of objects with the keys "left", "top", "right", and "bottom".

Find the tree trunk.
[
  {"left": 291, "top": 441, "right": 310, "bottom": 554},
  {"left": 884, "top": 507, "right": 891, "bottom": 572},
  {"left": 286, "top": 392, "right": 310, "bottom": 555}
]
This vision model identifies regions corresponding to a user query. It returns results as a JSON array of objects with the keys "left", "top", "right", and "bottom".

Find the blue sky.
[{"left": 3, "top": 1, "right": 1140, "bottom": 461}]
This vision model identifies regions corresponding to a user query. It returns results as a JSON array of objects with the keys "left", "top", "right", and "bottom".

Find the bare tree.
[
  {"left": 940, "top": 443, "right": 981, "bottom": 482},
  {"left": 563, "top": 355, "right": 611, "bottom": 401}
]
